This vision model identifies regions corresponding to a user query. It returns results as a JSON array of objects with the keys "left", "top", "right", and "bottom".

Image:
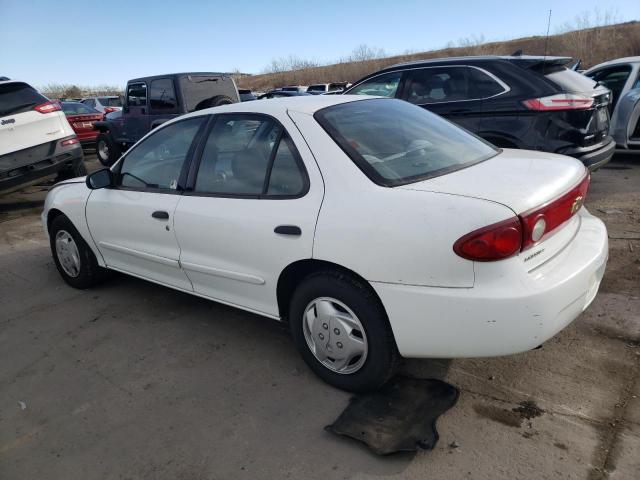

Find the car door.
[
  {"left": 587, "top": 65, "right": 633, "bottom": 113},
  {"left": 122, "top": 81, "right": 149, "bottom": 143},
  {"left": 148, "top": 77, "right": 181, "bottom": 129},
  {"left": 86, "top": 115, "right": 208, "bottom": 290},
  {"left": 401, "top": 66, "right": 483, "bottom": 133},
  {"left": 173, "top": 113, "right": 324, "bottom": 317}
]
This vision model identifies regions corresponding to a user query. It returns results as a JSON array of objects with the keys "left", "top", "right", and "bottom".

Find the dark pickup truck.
[{"left": 94, "top": 72, "right": 240, "bottom": 165}]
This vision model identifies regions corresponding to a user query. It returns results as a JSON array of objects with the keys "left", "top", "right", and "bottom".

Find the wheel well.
[
  {"left": 47, "top": 208, "right": 65, "bottom": 232},
  {"left": 276, "top": 259, "right": 385, "bottom": 322}
]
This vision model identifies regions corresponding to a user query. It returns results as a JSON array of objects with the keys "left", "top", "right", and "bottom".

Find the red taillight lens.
[
  {"left": 104, "top": 107, "right": 116, "bottom": 113},
  {"left": 523, "top": 93, "right": 594, "bottom": 111},
  {"left": 520, "top": 172, "right": 590, "bottom": 250},
  {"left": 60, "top": 137, "right": 79, "bottom": 147},
  {"left": 34, "top": 101, "right": 62, "bottom": 114},
  {"left": 453, "top": 217, "right": 522, "bottom": 261}
]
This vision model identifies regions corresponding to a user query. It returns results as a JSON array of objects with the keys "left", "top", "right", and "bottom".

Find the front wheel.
[
  {"left": 49, "top": 215, "right": 110, "bottom": 289},
  {"left": 289, "top": 270, "right": 399, "bottom": 392},
  {"left": 96, "top": 133, "right": 121, "bottom": 166}
]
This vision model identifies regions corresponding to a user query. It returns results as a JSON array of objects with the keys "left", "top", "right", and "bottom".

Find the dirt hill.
[{"left": 237, "top": 21, "right": 640, "bottom": 92}]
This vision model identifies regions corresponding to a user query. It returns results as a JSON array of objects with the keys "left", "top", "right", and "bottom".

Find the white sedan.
[{"left": 43, "top": 96, "right": 608, "bottom": 391}]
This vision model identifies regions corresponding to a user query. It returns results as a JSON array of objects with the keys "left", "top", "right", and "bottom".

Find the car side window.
[
  {"left": 150, "top": 78, "right": 177, "bottom": 111},
  {"left": 466, "top": 67, "right": 506, "bottom": 98},
  {"left": 127, "top": 82, "right": 147, "bottom": 107},
  {"left": 194, "top": 115, "right": 306, "bottom": 197},
  {"left": 118, "top": 117, "right": 205, "bottom": 190},
  {"left": 588, "top": 66, "right": 632, "bottom": 109},
  {"left": 348, "top": 71, "right": 402, "bottom": 98},
  {"left": 267, "top": 137, "right": 305, "bottom": 196},
  {"left": 405, "top": 67, "right": 477, "bottom": 104}
]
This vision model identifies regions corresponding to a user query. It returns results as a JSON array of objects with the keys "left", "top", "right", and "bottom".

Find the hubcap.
[
  {"left": 55, "top": 230, "right": 81, "bottom": 278},
  {"left": 303, "top": 297, "right": 368, "bottom": 375},
  {"left": 98, "top": 140, "right": 109, "bottom": 160}
]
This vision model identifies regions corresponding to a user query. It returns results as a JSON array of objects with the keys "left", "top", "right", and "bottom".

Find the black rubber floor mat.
[{"left": 326, "top": 376, "right": 459, "bottom": 455}]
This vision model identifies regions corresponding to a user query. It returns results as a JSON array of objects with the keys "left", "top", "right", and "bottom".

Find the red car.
[{"left": 60, "top": 102, "right": 104, "bottom": 146}]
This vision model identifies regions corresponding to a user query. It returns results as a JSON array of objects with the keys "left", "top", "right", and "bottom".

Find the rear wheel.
[
  {"left": 49, "top": 215, "right": 110, "bottom": 289},
  {"left": 289, "top": 270, "right": 399, "bottom": 392},
  {"left": 96, "top": 133, "right": 121, "bottom": 166}
]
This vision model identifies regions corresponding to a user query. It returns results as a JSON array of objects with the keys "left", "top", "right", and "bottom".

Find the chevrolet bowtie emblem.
[{"left": 571, "top": 196, "right": 584, "bottom": 214}]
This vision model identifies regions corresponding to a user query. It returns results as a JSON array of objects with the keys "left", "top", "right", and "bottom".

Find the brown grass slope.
[{"left": 238, "top": 21, "right": 640, "bottom": 92}]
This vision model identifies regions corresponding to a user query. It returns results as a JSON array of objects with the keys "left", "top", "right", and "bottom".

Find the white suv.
[{"left": 0, "top": 79, "right": 85, "bottom": 194}]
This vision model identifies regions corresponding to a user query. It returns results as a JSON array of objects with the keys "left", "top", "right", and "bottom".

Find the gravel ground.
[{"left": 0, "top": 153, "right": 638, "bottom": 480}]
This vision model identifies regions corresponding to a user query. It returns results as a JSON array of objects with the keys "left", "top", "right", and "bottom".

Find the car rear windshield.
[
  {"left": 307, "top": 85, "right": 326, "bottom": 92},
  {"left": 0, "top": 82, "right": 48, "bottom": 117},
  {"left": 99, "top": 97, "right": 122, "bottom": 107},
  {"left": 62, "top": 102, "right": 100, "bottom": 115},
  {"left": 540, "top": 67, "right": 598, "bottom": 93},
  {"left": 314, "top": 98, "right": 498, "bottom": 186}
]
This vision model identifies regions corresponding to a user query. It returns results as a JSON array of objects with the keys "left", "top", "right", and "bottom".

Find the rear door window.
[
  {"left": 0, "top": 82, "right": 48, "bottom": 117},
  {"left": 194, "top": 114, "right": 307, "bottom": 197},
  {"left": 348, "top": 71, "right": 403, "bottom": 98}
]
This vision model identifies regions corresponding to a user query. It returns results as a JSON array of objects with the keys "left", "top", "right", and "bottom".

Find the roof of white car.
[
  {"left": 587, "top": 56, "right": 640, "bottom": 71},
  {"left": 187, "top": 94, "right": 372, "bottom": 119}
]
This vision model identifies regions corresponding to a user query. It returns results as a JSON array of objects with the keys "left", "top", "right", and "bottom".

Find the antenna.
[
  {"left": 543, "top": 9, "right": 552, "bottom": 74},
  {"left": 543, "top": 9, "right": 552, "bottom": 60}
]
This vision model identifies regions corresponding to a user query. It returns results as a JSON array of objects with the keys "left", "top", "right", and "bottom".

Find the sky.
[{"left": 1, "top": 0, "right": 639, "bottom": 88}]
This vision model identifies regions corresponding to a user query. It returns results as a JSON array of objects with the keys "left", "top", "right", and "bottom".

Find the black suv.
[
  {"left": 344, "top": 56, "right": 615, "bottom": 170},
  {"left": 94, "top": 72, "right": 239, "bottom": 165}
]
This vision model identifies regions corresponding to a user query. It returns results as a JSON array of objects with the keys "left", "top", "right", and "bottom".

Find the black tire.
[
  {"left": 49, "top": 215, "right": 110, "bottom": 289},
  {"left": 195, "top": 95, "right": 234, "bottom": 111},
  {"left": 289, "top": 270, "right": 399, "bottom": 392},
  {"left": 55, "top": 158, "right": 87, "bottom": 182},
  {"left": 96, "top": 132, "right": 121, "bottom": 167}
]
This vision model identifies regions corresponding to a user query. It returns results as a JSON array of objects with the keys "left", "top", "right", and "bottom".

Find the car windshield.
[
  {"left": 62, "top": 102, "right": 99, "bottom": 114},
  {"left": 314, "top": 98, "right": 498, "bottom": 186},
  {"left": 99, "top": 97, "right": 122, "bottom": 107},
  {"left": 307, "top": 85, "right": 326, "bottom": 92}
]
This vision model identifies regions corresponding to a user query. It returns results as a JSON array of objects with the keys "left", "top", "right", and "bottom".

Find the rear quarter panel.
[{"left": 288, "top": 110, "right": 515, "bottom": 288}]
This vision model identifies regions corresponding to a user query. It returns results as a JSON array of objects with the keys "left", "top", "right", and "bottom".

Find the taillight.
[
  {"left": 523, "top": 93, "right": 594, "bottom": 111},
  {"left": 104, "top": 107, "right": 117, "bottom": 113},
  {"left": 453, "top": 217, "right": 522, "bottom": 261},
  {"left": 60, "top": 137, "right": 79, "bottom": 147},
  {"left": 454, "top": 172, "right": 590, "bottom": 261},
  {"left": 520, "top": 172, "right": 590, "bottom": 250},
  {"left": 34, "top": 101, "right": 62, "bottom": 114}
]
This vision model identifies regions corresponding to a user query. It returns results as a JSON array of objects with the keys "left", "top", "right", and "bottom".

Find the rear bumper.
[
  {"left": 564, "top": 137, "right": 615, "bottom": 171},
  {"left": 373, "top": 208, "right": 608, "bottom": 358},
  {"left": 0, "top": 143, "right": 83, "bottom": 194}
]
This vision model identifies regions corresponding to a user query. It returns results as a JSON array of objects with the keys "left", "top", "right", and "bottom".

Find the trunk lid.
[{"left": 399, "top": 149, "right": 588, "bottom": 269}]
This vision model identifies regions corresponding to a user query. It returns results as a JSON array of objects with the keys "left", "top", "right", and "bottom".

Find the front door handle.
[
  {"left": 274, "top": 225, "right": 301, "bottom": 236},
  {"left": 152, "top": 210, "right": 169, "bottom": 220}
]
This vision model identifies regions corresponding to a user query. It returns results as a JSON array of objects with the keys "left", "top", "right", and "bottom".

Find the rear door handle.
[
  {"left": 274, "top": 225, "right": 301, "bottom": 236},
  {"left": 152, "top": 210, "right": 169, "bottom": 220}
]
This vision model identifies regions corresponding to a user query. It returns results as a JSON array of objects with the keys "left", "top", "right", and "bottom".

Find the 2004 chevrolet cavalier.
[{"left": 43, "top": 96, "right": 608, "bottom": 391}]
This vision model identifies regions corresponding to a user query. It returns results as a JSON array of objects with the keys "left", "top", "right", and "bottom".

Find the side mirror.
[{"left": 86, "top": 168, "right": 113, "bottom": 189}]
